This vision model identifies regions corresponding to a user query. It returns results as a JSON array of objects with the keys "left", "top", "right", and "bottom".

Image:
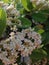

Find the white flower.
[
  {"left": 16, "top": 33, "right": 24, "bottom": 40},
  {"left": 6, "top": 4, "right": 14, "bottom": 11},
  {"left": 2, "top": 58, "right": 11, "bottom": 65},
  {"left": 30, "top": 0, "right": 49, "bottom": 9},
  {"left": 13, "top": 63, "right": 18, "bottom": 65},
  {"left": 10, "top": 32, "right": 15, "bottom": 36},
  {"left": 6, "top": 19, "right": 12, "bottom": 25},
  {"left": 0, "top": 1, "right": 43, "bottom": 64}
]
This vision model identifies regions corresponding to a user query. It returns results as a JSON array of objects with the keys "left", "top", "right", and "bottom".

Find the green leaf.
[
  {"left": 34, "top": 26, "right": 44, "bottom": 34},
  {"left": 18, "top": 17, "right": 31, "bottom": 28},
  {"left": 37, "top": 29, "right": 44, "bottom": 34},
  {"left": 21, "top": 0, "right": 30, "bottom": 11},
  {"left": 17, "top": 3, "right": 23, "bottom": 10},
  {"left": 42, "top": 21, "right": 49, "bottom": 44},
  {"left": 40, "top": 9, "right": 49, "bottom": 15},
  {"left": 0, "top": 8, "right": 7, "bottom": 37},
  {"left": 3, "top": 0, "right": 12, "bottom": 3},
  {"left": 30, "top": 49, "right": 47, "bottom": 63},
  {"left": 42, "top": 31, "right": 49, "bottom": 44},
  {"left": 45, "top": 45, "right": 49, "bottom": 59},
  {"left": 32, "top": 12, "right": 47, "bottom": 22},
  {"left": 44, "top": 20, "right": 49, "bottom": 31}
]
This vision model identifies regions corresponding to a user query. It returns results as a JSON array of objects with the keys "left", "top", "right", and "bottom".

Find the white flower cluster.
[
  {"left": 30, "top": 0, "right": 49, "bottom": 10},
  {"left": 0, "top": 1, "right": 42, "bottom": 65},
  {"left": 0, "top": 1, "right": 20, "bottom": 26},
  {"left": 0, "top": 28, "right": 42, "bottom": 65}
]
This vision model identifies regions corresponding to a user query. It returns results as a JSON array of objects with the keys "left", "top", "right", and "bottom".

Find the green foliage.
[
  {"left": 34, "top": 26, "right": 44, "bottom": 34},
  {"left": 40, "top": 9, "right": 49, "bottom": 15},
  {"left": 42, "top": 31, "right": 49, "bottom": 45},
  {"left": 30, "top": 49, "right": 47, "bottom": 63},
  {"left": 3, "top": 0, "right": 12, "bottom": 3},
  {"left": 0, "top": 0, "right": 49, "bottom": 64},
  {"left": 21, "top": 0, "right": 30, "bottom": 11},
  {"left": 32, "top": 12, "right": 47, "bottom": 22},
  {"left": 37, "top": 29, "right": 44, "bottom": 34},
  {"left": 18, "top": 17, "right": 32, "bottom": 28},
  {"left": 0, "top": 8, "right": 6, "bottom": 37}
]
